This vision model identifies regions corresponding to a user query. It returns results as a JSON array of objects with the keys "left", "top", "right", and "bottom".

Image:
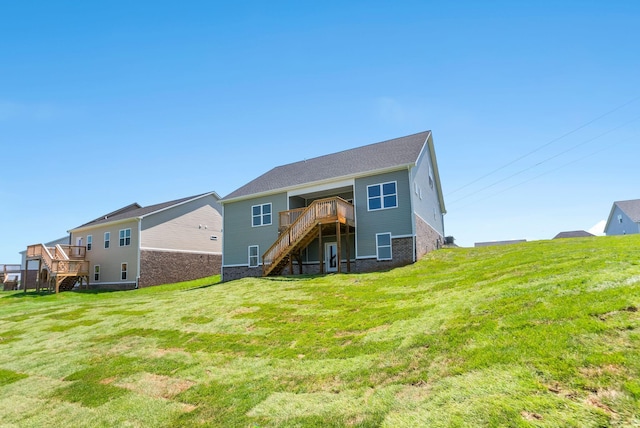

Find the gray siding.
[
  {"left": 141, "top": 195, "right": 222, "bottom": 253},
  {"left": 606, "top": 206, "right": 640, "bottom": 235},
  {"left": 354, "top": 170, "right": 413, "bottom": 258},
  {"left": 222, "top": 192, "right": 288, "bottom": 266},
  {"left": 410, "top": 142, "right": 445, "bottom": 236}
]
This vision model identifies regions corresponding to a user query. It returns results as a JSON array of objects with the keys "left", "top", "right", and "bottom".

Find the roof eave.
[{"left": 220, "top": 164, "right": 415, "bottom": 204}]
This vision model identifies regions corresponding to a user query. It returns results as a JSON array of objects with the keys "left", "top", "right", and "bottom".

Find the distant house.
[
  {"left": 26, "top": 192, "right": 222, "bottom": 292},
  {"left": 474, "top": 239, "right": 526, "bottom": 247},
  {"left": 604, "top": 199, "right": 640, "bottom": 236},
  {"left": 220, "top": 131, "right": 446, "bottom": 281},
  {"left": 553, "top": 230, "right": 594, "bottom": 239}
]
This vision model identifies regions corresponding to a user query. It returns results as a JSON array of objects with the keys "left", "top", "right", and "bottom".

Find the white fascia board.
[{"left": 288, "top": 178, "right": 355, "bottom": 198}]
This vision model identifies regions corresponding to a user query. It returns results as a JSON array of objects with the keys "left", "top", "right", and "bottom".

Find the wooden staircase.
[
  {"left": 25, "top": 244, "right": 90, "bottom": 293},
  {"left": 262, "top": 197, "right": 355, "bottom": 277}
]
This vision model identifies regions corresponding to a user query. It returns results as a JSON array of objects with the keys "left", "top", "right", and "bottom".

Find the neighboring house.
[
  {"left": 20, "top": 235, "right": 70, "bottom": 290},
  {"left": 26, "top": 192, "right": 222, "bottom": 292},
  {"left": 220, "top": 131, "right": 446, "bottom": 281},
  {"left": 553, "top": 230, "right": 594, "bottom": 239},
  {"left": 605, "top": 199, "right": 640, "bottom": 236},
  {"left": 474, "top": 239, "right": 526, "bottom": 247}
]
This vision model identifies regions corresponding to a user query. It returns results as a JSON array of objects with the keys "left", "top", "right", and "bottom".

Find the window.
[
  {"left": 119, "top": 228, "right": 131, "bottom": 246},
  {"left": 367, "top": 182, "right": 397, "bottom": 211},
  {"left": 87, "top": 235, "right": 92, "bottom": 251},
  {"left": 252, "top": 203, "right": 272, "bottom": 227},
  {"left": 94, "top": 265, "right": 100, "bottom": 281},
  {"left": 121, "top": 263, "right": 128, "bottom": 280},
  {"left": 618, "top": 214, "right": 623, "bottom": 224},
  {"left": 376, "top": 233, "right": 392, "bottom": 260},
  {"left": 104, "top": 232, "right": 110, "bottom": 248},
  {"left": 248, "top": 245, "right": 259, "bottom": 268}
]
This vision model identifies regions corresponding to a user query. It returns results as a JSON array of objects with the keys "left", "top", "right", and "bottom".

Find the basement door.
[{"left": 325, "top": 242, "right": 338, "bottom": 273}]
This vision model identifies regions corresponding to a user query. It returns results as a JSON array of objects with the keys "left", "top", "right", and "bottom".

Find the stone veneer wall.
[
  {"left": 139, "top": 250, "right": 222, "bottom": 288},
  {"left": 415, "top": 215, "right": 443, "bottom": 259}
]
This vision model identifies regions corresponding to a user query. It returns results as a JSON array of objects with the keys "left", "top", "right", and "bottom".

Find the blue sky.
[{"left": 1, "top": 1, "right": 639, "bottom": 263}]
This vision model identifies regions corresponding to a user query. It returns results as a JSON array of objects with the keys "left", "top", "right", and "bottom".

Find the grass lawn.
[{"left": 1, "top": 235, "right": 640, "bottom": 427}]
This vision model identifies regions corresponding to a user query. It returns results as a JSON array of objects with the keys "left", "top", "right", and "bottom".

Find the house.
[
  {"left": 20, "top": 235, "right": 71, "bottom": 290},
  {"left": 220, "top": 131, "right": 446, "bottom": 281},
  {"left": 604, "top": 199, "right": 640, "bottom": 236},
  {"left": 553, "top": 230, "right": 594, "bottom": 239},
  {"left": 25, "top": 192, "right": 222, "bottom": 292},
  {"left": 1, "top": 263, "right": 21, "bottom": 290},
  {"left": 474, "top": 239, "right": 526, "bottom": 247}
]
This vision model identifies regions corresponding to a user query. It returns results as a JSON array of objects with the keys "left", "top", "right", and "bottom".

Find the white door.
[{"left": 325, "top": 242, "right": 338, "bottom": 273}]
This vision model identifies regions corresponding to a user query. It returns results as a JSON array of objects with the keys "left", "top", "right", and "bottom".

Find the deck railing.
[
  {"left": 263, "top": 197, "right": 354, "bottom": 276},
  {"left": 26, "top": 244, "right": 89, "bottom": 276}
]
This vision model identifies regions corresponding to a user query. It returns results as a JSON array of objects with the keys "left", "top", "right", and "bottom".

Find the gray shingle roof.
[
  {"left": 223, "top": 131, "right": 432, "bottom": 200},
  {"left": 553, "top": 230, "right": 594, "bottom": 239},
  {"left": 615, "top": 199, "right": 640, "bottom": 223},
  {"left": 71, "top": 192, "right": 219, "bottom": 230}
]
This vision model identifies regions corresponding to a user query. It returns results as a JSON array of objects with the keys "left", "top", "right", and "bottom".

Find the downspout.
[
  {"left": 220, "top": 203, "right": 225, "bottom": 281},
  {"left": 136, "top": 217, "right": 142, "bottom": 288}
]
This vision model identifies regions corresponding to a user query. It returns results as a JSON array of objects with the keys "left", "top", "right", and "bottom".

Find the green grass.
[{"left": 1, "top": 237, "right": 640, "bottom": 427}]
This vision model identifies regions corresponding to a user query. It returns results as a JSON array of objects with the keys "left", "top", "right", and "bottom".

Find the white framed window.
[
  {"left": 104, "top": 232, "right": 110, "bottom": 249},
  {"left": 367, "top": 182, "right": 397, "bottom": 211},
  {"left": 119, "top": 228, "right": 131, "bottom": 246},
  {"left": 87, "top": 235, "right": 92, "bottom": 251},
  {"left": 618, "top": 214, "right": 623, "bottom": 224},
  {"left": 252, "top": 203, "right": 272, "bottom": 227},
  {"left": 248, "top": 245, "right": 259, "bottom": 268},
  {"left": 376, "top": 233, "right": 392, "bottom": 260},
  {"left": 121, "top": 263, "right": 128, "bottom": 280},
  {"left": 94, "top": 265, "right": 100, "bottom": 282}
]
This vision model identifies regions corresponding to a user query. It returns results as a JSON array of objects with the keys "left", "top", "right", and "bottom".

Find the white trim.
[
  {"left": 288, "top": 178, "right": 355, "bottom": 198},
  {"left": 376, "top": 232, "right": 393, "bottom": 261},
  {"left": 69, "top": 217, "right": 140, "bottom": 233},
  {"left": 139, "top": 247, "right": 222, "bottom": 255},
  {"left": 93, "top": 264, "right": 100, "bottom": 282},
  {"left": 138, "top": 191, "right": 221, "bottom": 220},
  {"left": 119, "top": 228, "right": 132, "bottom": 246},
  {"left": 222, "top": 263, "right": 254, "bottom": 268},
  {"left": 136, "top": 218, "right": 142, "bottom": 287},
  {"left": 121, "top": 262, "right": 128, "bottom": 281},
  {"left": 87, "top": 235, "right": 92, "bottom": 251},
  {"left": 104, "top": 231, "right": 111, "bottom": 249},
  {"left": 367, "top": 181, "right": 398, "bottom": 211},
  {"left": 248, "top": 245, "right": 259, "bottom": 268},
  {"left": 251, "top": 203, "right": 273, "bottom": 227}
]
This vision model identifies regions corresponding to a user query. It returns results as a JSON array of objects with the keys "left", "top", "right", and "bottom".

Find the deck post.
[
  {"left": 318, "top": 225, "right": 323, "bottom": 274},
  {"left": 346, "top": 224, "right": 351, "bottom": 273},
  {"left": 336, "top": 221, "right": 342, "bottom": 273}
]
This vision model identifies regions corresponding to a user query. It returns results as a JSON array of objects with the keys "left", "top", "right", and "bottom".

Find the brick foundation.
[
  {"left": 415, "top": 215, "right": 443, "bottom": 259},
  {"left": 139, "top": 250, "right": 222, "bottom": 288}
]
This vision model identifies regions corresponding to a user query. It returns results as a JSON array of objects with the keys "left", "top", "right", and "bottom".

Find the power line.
[
  {"left": 446, "top": 95, "right": 640, "bottom": 197},
  {"left": 451, "top": 135, "right": 635, "bottom": 210},
  {"left": 447, "top": 114, "right": 640, "bottom": 206}
]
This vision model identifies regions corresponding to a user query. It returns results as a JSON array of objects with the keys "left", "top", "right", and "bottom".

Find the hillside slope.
[{"left": 1, "top": 235, "right": 640, "bottom": 427}]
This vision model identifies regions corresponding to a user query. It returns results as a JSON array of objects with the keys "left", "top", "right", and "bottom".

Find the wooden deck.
[
  {"left": 263, "top": 197, "right": 355, "bottom": 277},
  {"left": 25, "top": 244, "right": 90, "bottom": 293}
]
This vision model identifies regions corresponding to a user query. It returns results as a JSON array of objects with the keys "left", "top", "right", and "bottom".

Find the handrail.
[
  {"left": 25, "top": 243, "right": 89, "bottom": 275},
  {"left": 263, "top": 197, "right": 354, "bottom": 276}
]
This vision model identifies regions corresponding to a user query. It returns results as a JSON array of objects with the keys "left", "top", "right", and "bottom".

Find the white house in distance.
[
  {"left": 25, "top": 192, "right": 223, "bottom": 292},
  {"left": 605, "top": 199, "right": 640, "bottom": 236}
]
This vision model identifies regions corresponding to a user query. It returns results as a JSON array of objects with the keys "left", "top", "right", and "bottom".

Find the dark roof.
[
  {"left": 553, "top": 230, "right": 594, "bottom": 239},
  {"left": 223, "top": 131, "right": 432, "bottom": 201},
  {"left": 615, "top": 199, "right": 640, "bottom": 223},
  {"left": 71, "top": 192, "right": 219, "bottom": 230}
]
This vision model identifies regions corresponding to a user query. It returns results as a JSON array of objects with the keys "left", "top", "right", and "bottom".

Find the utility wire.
[
  {"left": 446, "top": 95, "right": 640, "bottom": 196},
  {"left": 447, "top": 114, "right": 640, "bottom": 206},
  {"left": 452, "top": 135, "right": 634, "bottom": 210}
]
